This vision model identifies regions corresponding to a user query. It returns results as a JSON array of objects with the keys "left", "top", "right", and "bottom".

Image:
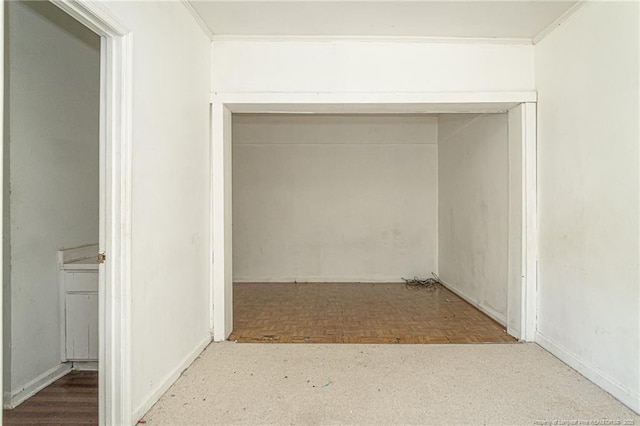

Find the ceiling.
[{"left": 189, "top": 1, "right": 578, "bottom": 41}]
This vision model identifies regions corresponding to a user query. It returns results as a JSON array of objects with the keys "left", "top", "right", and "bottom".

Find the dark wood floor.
[
  {"left": 230, "top": 282, "right": 516, "bottom": 344},
  {"left": 3, "top": 371, "right": 98, "bottom": 425}
]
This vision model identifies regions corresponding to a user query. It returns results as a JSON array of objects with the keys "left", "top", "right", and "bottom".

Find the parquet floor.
[
  {"left": 3, "top": 371, "right": 98, "bottom": 425},
  {"left": 229, "top": 282, "right": 517, "bottom": 344}
]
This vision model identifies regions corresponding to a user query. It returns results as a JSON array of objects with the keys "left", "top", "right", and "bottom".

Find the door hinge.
[{"left": 98, "top": 253, "right": 107, "bottom": 264}]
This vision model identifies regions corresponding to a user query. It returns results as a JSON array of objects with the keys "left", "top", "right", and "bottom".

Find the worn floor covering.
[
  {"left": 230, "top": 282, "right": 516, "bottom": 344},
  {"left": 142, "top": 342, "right": 639, "bottom": 425}
]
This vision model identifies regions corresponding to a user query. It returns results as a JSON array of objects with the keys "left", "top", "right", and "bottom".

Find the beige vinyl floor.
[{"left": 141, "top": 342, "right": 639, "bottom": 425}]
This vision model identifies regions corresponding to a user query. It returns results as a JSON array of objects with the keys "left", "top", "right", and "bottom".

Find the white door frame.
[
  {"left": 519, "top": 103, "right": 538, "bottom": 342},
  {"left": 1, "top": 1, "right": 5, "bottom": 415},
  {"left": 210, "top": 91, "right": 538, "bottom": 342},
  {"left": 0, "top": 1, "right": 135, "bottom": 424},
  {"left": 507, "top": 103, "right": 538, "bottom": 342}
]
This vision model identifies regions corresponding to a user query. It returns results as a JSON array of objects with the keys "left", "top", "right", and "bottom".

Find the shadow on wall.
[{"left": 20, "top": 1, "right": 100, "bottom": 51}]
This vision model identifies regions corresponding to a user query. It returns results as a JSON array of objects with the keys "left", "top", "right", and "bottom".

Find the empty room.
[
  {"left": 0, "top": 0, "right": 639, "bottom": 425},
  {"left": 231, "top": 112, "right": 521, "bottom": 344}
]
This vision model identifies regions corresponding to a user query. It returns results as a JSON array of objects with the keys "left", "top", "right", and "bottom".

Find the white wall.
[
  {"left": 506, "top": 105, "right": 524, "bottom": 338},
  {"left": 438, "top": 113, "right": 509, "bottom": 324},
  {"left": 4, "top": 0, "right": 99, "bottom": 404},
  {"left": 98, "top": 2, "right": 212, "bottom": 421},
  {"left": 535, "top": 1, "right": 640, "bottom": 413},
  {"left": 100, "top": 2, "right": 212, "bottom": 421},
  {"left": 212, "top": 40, "right": 534, "bottom": 93},
  {"left": 233, "top": 114, "right": 438, "bottom": 282}
]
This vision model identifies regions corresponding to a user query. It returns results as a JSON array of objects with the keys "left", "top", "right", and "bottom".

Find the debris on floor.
[{"left": 402, "top": 273, "right": 441, "bottom": 289}]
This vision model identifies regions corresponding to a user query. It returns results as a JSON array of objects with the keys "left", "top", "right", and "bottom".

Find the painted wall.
[
  {"left": 438, "top": 113, "right": 509, "bottom": 324},
  {"left": 101, "top": 2, "right": 212, "bottom": 421},
  {"left": 212, "top": 40, "right": 534, "bottom": 93},
  {"left": 506, "top": 106, "right": 524, "bottom": 338},
  {"left": 535, "top": 1, "right": 640, "bottom": 413},
  {"left": 233, "top": 114, "right": 438, "bottom": 282},
  {"left": 4, "top": 0, "right": 100, "bottom": 403}
]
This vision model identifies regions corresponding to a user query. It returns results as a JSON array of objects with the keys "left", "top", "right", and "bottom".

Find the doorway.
[
  {"left": 3, "top": 1, "right": 100, "bottom": 422},
  {"left": 229, "top": 112, "right": 515, "bottom": 344},
  {"left": 211, "top": 95, "right": 538, "bottom": 344},
  {"left": 1, "top": 1, "right": 132, "bottom": 424}
]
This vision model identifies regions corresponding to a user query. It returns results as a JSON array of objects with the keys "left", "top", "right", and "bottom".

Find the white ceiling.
[{"left": 189, "top": 1, "right": 578, "bottom": 40}]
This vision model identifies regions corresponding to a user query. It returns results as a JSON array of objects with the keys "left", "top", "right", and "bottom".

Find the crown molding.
[
  {"left": 181, "top": 0, "right": 214, "bottom": 41},
  {"left": 211, "top": 34, "right": 533, "bottom": 45},
  {"left": 533, "top": 0, "right": 586, "bottom": 45}
]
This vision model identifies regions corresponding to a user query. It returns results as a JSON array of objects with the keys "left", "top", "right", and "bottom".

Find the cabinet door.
[
  {"left": 65, "top": 271, "right": 99, "bottom": 292},
  {"left": 65, "top": 293, "right": 99, "bottom": 361}
]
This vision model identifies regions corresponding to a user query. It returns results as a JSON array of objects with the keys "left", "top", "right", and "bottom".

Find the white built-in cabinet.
[{"left": 58, "top": 245, "right": 99, "bottom": 362}]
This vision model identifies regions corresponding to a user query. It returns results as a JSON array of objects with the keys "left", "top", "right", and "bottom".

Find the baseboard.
[
  {"left": 438, "top": 279, "right": 507, "bottom": 326},
  {"left": 72, "top": 361, "right": 99, "bottom": 371},
  {"left": 233, "top": 277, "right": 407, "bottom": 283},
  {"left": 507, "top": 326, "right": 521, "bottom": 340},
  {"left": 535, "top": 331, "right": 640, "bottom": 414},
  {"left": 5, "top": 363, "right": 72, "bottom": 409},
  {"left": 132, "top": 336, "right": 212, "bottom": 424}
]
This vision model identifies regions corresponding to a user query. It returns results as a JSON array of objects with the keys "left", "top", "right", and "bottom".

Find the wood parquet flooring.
[
  {"left": 229, "top": 282, "right": 516, "bottom": 344},
  {"left": 3, "top": 371, "right": 98, "bottom": 425}
]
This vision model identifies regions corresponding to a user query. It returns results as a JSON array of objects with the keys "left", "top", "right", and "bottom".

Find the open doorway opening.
[
  {"left": 2, "top": 0, "right": 132, "bottom": 423},
  {"left": 229, "top": 112, "right": 515, "bottom": 344},
  {"left": 3, "top": 1, "right": 100, "bottom": 422},
  {"left": 211, "top": 97, "right": 537, "bottom": 344}
]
